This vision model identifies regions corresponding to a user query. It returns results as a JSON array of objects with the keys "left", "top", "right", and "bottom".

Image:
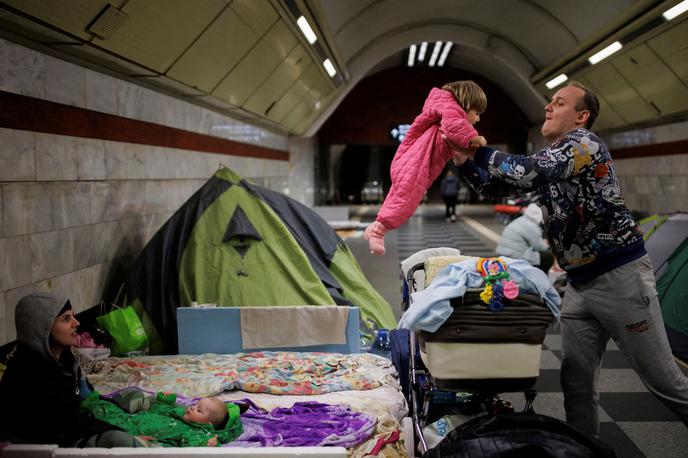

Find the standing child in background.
[
  {"left": 364, "top": 81, "right": 487, "bottom": 255},
  {"left": 81, "top": 388, "right": 243, "bottom": 447}
]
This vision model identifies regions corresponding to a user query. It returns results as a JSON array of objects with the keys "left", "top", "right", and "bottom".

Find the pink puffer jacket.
[{"left": 376, "top": 88, "right": 479, "bottom": 229}]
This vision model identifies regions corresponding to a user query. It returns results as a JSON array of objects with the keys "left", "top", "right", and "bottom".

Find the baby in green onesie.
[{"left": 81, "top": 389, "right": 242, "bottom": 447}]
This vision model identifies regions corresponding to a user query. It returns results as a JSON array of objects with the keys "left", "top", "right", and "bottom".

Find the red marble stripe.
[
  {"left": 0, "top": 90, "right": 288, "bottom": 161},
  {"left": 612, "top": 139, "right": 688, "bottom": 159}
]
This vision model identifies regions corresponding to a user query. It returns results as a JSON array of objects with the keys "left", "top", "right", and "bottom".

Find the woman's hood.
[{"left": 15, "top": 292, "right": 70, "bottom": 359}]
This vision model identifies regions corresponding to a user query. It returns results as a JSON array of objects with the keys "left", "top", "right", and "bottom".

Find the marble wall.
[
  {"left": 0, "top": 38, "right": 319, "bottom": 344},
  {"left": 607, "top": 120, "right": 688, "bottom": 215},
  {"left": 527, "top": 122, "right": 688, "bottom": 216},
  {"left": 615, "top": 153, "right": 688, "bottom": 215}
]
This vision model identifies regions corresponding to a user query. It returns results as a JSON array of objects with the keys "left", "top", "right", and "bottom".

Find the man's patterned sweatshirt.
[{"left": 460, "top": 128, "right": 646, "bottom": 283}]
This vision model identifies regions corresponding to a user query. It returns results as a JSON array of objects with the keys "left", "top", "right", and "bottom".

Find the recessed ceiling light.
[
  {"left": 428, "top": 41, "right": 442, "bottom": 67},
  {"left": 545, "top": 74, "right": 568, "bottom": 89},
  {"left": 296, "top": 16, "right": 317, "bottom": 44},
  {"left": 407, "top": 44, "right": 417, "bottom": 67},
  {"left": 437, "top": 42, "right": 453, "bottom": 67},
  {"left": 323, "top": 59, "right": 336, "bottom": 77},
  {"left": 588, "top": 41, "right": 622, "bottom": 65},
  {"left": 418, "top": 42, "right": 428, "bottom": 62},
  {"left": 663, "top": 0, "right": 688, "bottom": 20}
]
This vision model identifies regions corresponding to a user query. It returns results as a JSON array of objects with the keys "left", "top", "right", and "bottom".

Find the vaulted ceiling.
[{"left": 1, "top": 0, "right": 686, "bottom": 137}]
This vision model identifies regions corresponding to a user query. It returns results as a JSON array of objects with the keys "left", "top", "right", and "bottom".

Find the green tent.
[
  {"left": 126, "top": 167, "right": 396, "bottom": 353},
  {"left": 641, "top": 213, "right": 688, "bottom": 361},
  {"left": 657, "top": 238, "right": 688, "bottom": 361}
]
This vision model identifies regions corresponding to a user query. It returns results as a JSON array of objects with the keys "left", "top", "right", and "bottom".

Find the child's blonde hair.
[{"left": 441, "top": 80, "right": 487, "bottom": 114}]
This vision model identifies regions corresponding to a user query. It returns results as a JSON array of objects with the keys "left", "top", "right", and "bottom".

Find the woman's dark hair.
[{"left": 57, "top": 299, "right": 72, "bottom": 317}]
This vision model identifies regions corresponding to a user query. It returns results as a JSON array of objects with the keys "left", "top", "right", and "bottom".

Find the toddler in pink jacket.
[{"left": 364, "top": 80, "right": 487, "bottom": 255}]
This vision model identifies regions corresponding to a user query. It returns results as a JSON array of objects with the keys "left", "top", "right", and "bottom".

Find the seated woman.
[{"left": 0, "top": 292, "right": 145, "bottom": 447}]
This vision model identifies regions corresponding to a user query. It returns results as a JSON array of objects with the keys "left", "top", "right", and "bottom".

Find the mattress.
[{"left": 83, "top": 351, "right": 409, "bottom": 456}]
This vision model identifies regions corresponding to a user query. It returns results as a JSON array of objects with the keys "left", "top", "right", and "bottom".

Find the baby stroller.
[{"left": 399, "top": 247, "right": 557, "bottom": 455}]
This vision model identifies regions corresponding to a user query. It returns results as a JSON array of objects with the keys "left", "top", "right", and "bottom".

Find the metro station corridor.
[{"left": 1, "top": 0, "right": 688, "bottom": 456}]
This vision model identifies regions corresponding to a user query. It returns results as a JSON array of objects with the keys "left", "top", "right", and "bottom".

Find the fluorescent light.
[
  {"left": 323, "top": 58, "right": 336, "bottom": 77},
  {"left": 418, "top": 42, "right": 428, "bottom": 62},
  {"left": 663, "top": 0, "right": 688, "bottom": 20},
  {"left": 437, "top": 42, "right": 453, "bottom": 67},
  {"left": 407, "top": 44, "right": 417, "bottom": 67},
  {"left": 428, "top": 41, "right": 442, "bottom": 67},
  {"left": 588, "top": 41, "right": 622, "bottom": 65},
  {"left": 296, "top": 16, "right": 317, "bottom": 44},
  {"left": 545, "top": 74, "right": 568, "bottom": 89}
]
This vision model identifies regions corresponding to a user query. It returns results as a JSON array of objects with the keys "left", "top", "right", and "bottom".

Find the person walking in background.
[
  {"left": 445, "top": 81, "right": 688, "bottom": 438},
  {"left": 496, "top": 203, "right": 554, "bottom": 272},
  {"left": 364, "top": 80, "right": 487, "bottom": 255},
  {"left": 440, "top": 169, "right": 461, "bottom": 222}
]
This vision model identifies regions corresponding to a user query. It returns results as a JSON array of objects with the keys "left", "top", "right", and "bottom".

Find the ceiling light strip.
[
  {"left": 428, "top": 41, "right": 442, "bottom": 67},
  {"left": 418, "top": 42, "right": 428, "bottom": 62},
  {"left": 407, "top": 44, "right": 417, "bottom": 67},
  {"left": 323, "top": 59, "right": 336, "bottom": 77},
  {"left": 588, "top": 41, "right": 622, "bottom": 65},
  {"left": 545, "top": 74, "right": 568, "bottom": 89},
  {"left": 663, "top": 0, "right": 688, "bottom": 20},
  {"left": 437, "top": 42, "right": 453, "bottom": 67},
  {"left": 296, "top": 16, "right": 317, "bottom": 44}
]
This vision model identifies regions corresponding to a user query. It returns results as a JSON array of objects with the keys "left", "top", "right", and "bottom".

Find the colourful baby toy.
[{"left": 476, "top": 257, "right": 519, "bottom": 312}]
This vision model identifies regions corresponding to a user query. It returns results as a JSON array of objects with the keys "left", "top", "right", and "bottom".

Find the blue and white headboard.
[{"left": 177, "top": 306, "right": 361, "bottom": 354}]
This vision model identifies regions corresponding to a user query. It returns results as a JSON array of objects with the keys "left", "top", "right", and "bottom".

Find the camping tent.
[
  {"left": 644, "top": 213, "right": 688, "bottom": 278},
  {"left": 641, "top": 213, "right": 688, "bottom": 362},
  {"left": 125, "top": 167, "right": 396, "bottom": 353}
]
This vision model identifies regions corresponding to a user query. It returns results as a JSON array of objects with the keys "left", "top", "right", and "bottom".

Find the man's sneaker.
[
  {"left": 446, "top": 217, "right": 451, "bottom": 223},
  {"left": 450, "top": 214, "right": 456, "bottom": 222}
]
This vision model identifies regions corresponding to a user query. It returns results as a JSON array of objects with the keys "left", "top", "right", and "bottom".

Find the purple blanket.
[{"left": 224, "top": 399, "right": 376, "bottom": 448}]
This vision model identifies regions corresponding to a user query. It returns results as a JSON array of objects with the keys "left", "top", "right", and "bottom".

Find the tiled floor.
[{"left": 347, "top": 203, "right": 688, "bottom": 458}]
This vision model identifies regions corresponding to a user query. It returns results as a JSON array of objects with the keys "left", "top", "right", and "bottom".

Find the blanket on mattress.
[
  {"left": 226, "top": 399, "right": 376, "bottom": 448},
  {"left": 84, "top": 351, "right": 383, "bottom": 397}
]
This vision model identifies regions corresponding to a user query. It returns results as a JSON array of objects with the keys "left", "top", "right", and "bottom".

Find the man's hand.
[
  {"left": 469, "top": 135, "right": 487, "bottom": 147},
  {"left": 442, "top": 133, "right": 478, "bottom": 160},
  {"left": 452, "top": 152, "right": 469, "bottom": 166},
  {"left": 207, "top": 435, "right": 218, "bottom": 447}
]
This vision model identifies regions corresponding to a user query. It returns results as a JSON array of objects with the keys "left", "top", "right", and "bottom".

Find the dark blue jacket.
[{"left": 440, "top": 175, "right": 460, "bottom": 198}]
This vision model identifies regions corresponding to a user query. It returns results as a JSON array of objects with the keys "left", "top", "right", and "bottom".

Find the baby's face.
[{"left": 183, "top": 398, "right": 216, "bottom": 424}]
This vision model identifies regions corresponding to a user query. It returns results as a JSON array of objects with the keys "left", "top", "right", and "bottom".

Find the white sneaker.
[
  {"left": 450, "top": 214, "right": 456, "bottom": 222},
  {"left": 446, "top": 217, "right": 451, "bottom": 223}
]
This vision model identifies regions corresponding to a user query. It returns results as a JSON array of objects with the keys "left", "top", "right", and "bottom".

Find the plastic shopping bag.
[{"left": 96, "top": 305, "right": 148, "bottom": 356}]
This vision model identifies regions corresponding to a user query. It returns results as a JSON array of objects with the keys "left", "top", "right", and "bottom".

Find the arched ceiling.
[
  {"left": 0, "top": 0, "right": 686, "bottom": 138},
  {"left": 307, "top": 0, "right": 688, "bottom": 136}
]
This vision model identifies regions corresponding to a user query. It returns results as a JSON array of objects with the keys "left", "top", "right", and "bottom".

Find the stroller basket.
[{"left": 408, "top": 262, "right": 555, "bottom": 393}]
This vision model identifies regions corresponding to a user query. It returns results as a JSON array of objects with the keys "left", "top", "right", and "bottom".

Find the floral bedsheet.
[{"left": 84, "top": 351, "right": 384, "bottom": 398}]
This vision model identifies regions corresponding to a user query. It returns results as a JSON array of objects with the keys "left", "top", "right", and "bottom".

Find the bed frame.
[{"left": 1, "top": 306, "right": 385, "bottom": 457}]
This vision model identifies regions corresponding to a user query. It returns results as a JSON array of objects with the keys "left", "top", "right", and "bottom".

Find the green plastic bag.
[{"left": 96, "top": 305, "right": 148, "bottom": 356}]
